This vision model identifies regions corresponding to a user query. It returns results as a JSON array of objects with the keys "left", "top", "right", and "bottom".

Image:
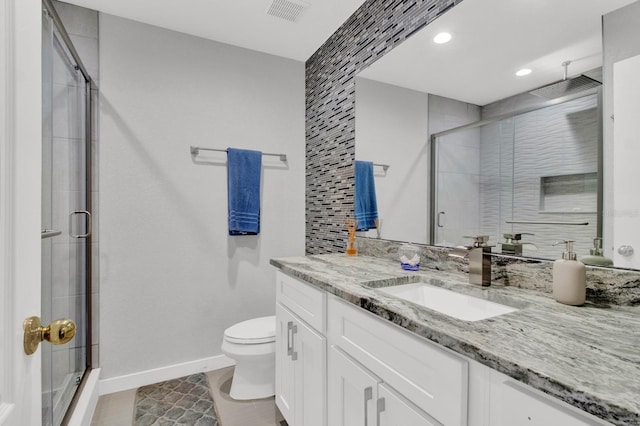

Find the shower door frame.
[{"left": 41, "top": 0, "right": 95, "bottom": 423}]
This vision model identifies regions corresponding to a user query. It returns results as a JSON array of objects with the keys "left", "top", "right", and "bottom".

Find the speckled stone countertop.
[{"left": 270, "top": 254, "right": 640, "bottom": 425}]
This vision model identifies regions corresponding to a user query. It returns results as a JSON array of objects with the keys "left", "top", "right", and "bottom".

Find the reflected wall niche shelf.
[{"left": 539, "top": 172, "right": 597, "bottom": 214}]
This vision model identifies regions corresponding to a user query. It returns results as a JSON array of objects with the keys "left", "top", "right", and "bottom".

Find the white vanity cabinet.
[
  {"left": 275, "top": 270, "right": 616, "bottom": 426},
  {"left": 327, "top": 294, "right": 467, "bottom": 426},
  {"left": 275, "top": 271, "right": 326, "bottom": 426}
]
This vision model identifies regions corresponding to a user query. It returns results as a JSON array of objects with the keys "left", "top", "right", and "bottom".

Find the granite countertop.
[{"left": 270, "top": 254, "right": 640, "bottom": 426}]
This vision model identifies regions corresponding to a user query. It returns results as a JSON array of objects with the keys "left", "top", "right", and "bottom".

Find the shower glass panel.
[
  {"left": 42, "top": 6, "right": 91, "bottom": 426},
  {"left": 432, "top": 93, "right": 599, "bottom": 259},
  {"left": 433, "top": 120, "right": 514, "bottom": 247}
]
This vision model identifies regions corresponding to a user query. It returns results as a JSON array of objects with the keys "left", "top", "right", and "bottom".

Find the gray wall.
[
  {"left": 305, "top": 0, "right": 464, "bottom": 254},
  {"left": 603, "top": 1, "right": 640, "bottom": 257},
  {"left": 99, "top": 14, "right": 305, "bottom": 379},
  {"left": 355, "top": 77, "right": 430, "bottom": 243}
]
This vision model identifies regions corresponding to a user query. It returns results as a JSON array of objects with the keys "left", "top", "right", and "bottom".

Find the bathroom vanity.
[{"left": 272, "top": 254, "right": 640, "bottom": 426}]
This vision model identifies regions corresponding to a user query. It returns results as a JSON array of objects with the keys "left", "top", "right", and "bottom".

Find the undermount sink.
[{"left": 377, "top": 282, "right": 518, "bottom": 322}]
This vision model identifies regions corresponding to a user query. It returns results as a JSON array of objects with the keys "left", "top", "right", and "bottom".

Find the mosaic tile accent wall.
[{"left": 305, "top": 0, "right": 464, "bottom": 254}]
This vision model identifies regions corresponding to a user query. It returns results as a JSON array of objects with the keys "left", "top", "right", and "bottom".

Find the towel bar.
[
  {"left": 374, "top": 163, "right": 389, "bottom": 171},
  {"left": 190, "top": 146, "right": 287, "bottom": 162},
  {"left": 506, "top": 220, "right": 589, "bottom": 226}
]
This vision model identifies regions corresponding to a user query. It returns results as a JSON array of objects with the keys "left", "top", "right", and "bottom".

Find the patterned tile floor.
[
  {"left": 91, "top": 367, "right": 286, "bottom": 426},
  {"left": 206, "top": 367, "right": 287, "bottom": 426},
  {"left": 133, "top": 373, "right": 218, "bottom": 426}
]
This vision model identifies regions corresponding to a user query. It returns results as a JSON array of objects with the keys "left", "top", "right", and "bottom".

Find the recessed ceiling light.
[
  {"left": 516, "top": 68, "right": 532, "bottom": 77},
  {"left": 433, "top": 32, "right": 452, "bottom": 44}
]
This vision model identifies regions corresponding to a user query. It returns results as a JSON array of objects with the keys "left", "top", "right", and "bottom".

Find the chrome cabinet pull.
[
  {"left": 287, "top": 321, "right": 293, "bottom": 357},
  {"left": 291, "top": 323, "right": 298, "bottom": 361},
  {"left": 364, "top": 386, "right": 373, "bottom": 425},
  {"left": 376, "top": 397, "right": 385, "bottom": 426},
  {"left": 287, "top": 321, "right": 298, "bottom": 361},
  {"left": 69, "top": 210, "right": 92, "bottom": 238}
]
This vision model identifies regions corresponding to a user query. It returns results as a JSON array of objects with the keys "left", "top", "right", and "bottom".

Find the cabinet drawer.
[
  {"left": 276, "top": 271, "right": 325, "bottom": 333},
  {"left": 328, "top": 295, "right": 468, "bottom": 426},
  {"left": 492, "top": 378, "right": 611, "bottom": 426}
]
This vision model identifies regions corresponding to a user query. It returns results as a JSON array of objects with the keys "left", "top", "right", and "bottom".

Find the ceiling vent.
[{"left": 266, "top": 0, "right": 310, "bottom": 23}]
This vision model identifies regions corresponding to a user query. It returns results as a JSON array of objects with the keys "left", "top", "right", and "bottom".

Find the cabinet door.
[
  {"left": 328, "top": 346, "right": 380, "bottom": 426},
  {"left": 379, "top": 384, "right": 442, "bottom": 426},
  {"left": 295, "top": 314, "right": 326, "bottom": 426},
  {"left": 276, "top": 303, "right": 296, "bottom": 423}
]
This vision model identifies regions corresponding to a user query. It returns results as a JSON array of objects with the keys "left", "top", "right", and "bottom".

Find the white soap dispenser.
[{"left": 552, "top": 240, "right": 586, "bottom": 306}]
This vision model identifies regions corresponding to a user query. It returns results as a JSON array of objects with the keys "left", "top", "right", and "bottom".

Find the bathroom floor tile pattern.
[
  {"left": 133, "top": 373, "right": 218, "bottom": 425},
  {"left": 91, "top": 366, "right": 287, "bottom": 426},
  {"left": 205, "top": 367, "right": 287, "bottom": 426}
]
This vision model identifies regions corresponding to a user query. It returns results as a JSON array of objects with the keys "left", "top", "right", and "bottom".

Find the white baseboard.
[
  {"left": 67, "top": 368, "right": 101, "bottom": 426},
  {"left": 99, "top": 355, "right": 235, "bottom": 395}
]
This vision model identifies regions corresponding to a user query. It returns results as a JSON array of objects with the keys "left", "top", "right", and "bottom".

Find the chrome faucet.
[
  {"left": 449, "top": 235, "right": 492, "bottom": 287},
  {"left": 501, "top": 232, "right": 536, "bottom": 256}
]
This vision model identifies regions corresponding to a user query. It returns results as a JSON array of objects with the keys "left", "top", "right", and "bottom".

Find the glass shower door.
[
  {"left": 433, "top": 119, "right": 515, "bottom": 247},
  {"left": 432, "top": 126, "right": 484, "bottom": 247},
  {"left": 41, "top": 7, "right": 91, "bottom": 426}
]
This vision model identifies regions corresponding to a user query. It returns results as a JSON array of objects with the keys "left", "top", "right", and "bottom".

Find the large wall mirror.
[{"left": 355, "top": 0, "right": 640, "bottom": 270}]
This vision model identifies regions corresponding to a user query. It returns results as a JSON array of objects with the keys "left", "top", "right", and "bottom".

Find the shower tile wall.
[
  {"left": 480, "top": 95, "right": 599, "bottom": 259},
  {"left": 479, "top": 118, "right": 514, "bottom": 242},
  {"left": 53, "top": 0, "right": 100, "bottom": 367},
  {"left": 305, "top": 0, "right": 464, "bottom": 254}
]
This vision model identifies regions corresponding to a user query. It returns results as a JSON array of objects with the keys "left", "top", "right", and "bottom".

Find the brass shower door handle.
[{"left": 23, "top": 316, "right": 76, "bottom": 355}]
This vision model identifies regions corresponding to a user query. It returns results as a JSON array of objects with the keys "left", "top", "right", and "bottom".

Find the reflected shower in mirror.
[
  {"left": 355, "top": 0, "right": 640, "bottom": 268},
  {"left": 431, "top": 92, "right": 599, "bottom": 260}
]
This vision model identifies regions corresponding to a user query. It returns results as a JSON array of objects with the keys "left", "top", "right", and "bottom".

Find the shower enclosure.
[
  {"left": 41, "top": 1, "right": 94, "bottom": 424},
  {"left": 430, "top": 90, "right": 602, "bottom": 260}
]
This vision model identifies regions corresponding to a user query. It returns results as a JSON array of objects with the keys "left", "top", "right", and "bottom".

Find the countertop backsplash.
[{"left": 356, "top": 237, "right": 640, "bottom": 305}]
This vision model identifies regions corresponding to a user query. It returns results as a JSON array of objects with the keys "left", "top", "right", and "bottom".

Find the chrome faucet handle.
[
  {"left": 512, "top": 232, "right": 534, "bottom": 241},
  {"left": 464, "top": 235, "right": 490, "bottom": 247},
  {"left": 504, "top": 232, "right": 534, "bottom": 242}
]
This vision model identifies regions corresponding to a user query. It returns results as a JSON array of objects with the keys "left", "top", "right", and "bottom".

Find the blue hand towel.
[
  {"left": 355, "top": 160, "right": 379, "bottom": 231},
  {"left": 227, "top": 148, "right": 262, "bottom": 235}
]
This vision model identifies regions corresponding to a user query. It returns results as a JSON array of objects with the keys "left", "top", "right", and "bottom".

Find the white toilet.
[{"left": 221, "top": 315, "right": 276, "bottom": 400}]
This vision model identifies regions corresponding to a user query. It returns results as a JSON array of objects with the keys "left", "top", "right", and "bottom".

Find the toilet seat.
[{"left": 224, "top": 316, "right": 275, "bottom": 344}]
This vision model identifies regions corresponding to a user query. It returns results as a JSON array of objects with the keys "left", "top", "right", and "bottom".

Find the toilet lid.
[{"left": 224, "top": 316, "right": 276, "bottom": 344}]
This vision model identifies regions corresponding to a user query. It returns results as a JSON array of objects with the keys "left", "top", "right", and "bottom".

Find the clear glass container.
[{"left": 398, "top": 244, "right": 421, "bottom": 271}]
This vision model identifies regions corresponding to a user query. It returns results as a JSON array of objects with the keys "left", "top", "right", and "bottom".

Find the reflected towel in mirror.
[{"left": 355, "top": 160, "right": 379, "bottom": 231}]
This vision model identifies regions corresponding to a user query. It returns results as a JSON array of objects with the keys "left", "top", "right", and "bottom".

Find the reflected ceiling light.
[
  {"left": 433, "top": 32, "right": 452, "bottom": 44},
  {"left": 516, "top": 68, "right": 532, "bottom": 76}
]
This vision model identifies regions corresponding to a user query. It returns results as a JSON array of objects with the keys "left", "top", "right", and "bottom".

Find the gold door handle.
[{"left": 23, "top": 316, "right": 76, "bottom": 355}]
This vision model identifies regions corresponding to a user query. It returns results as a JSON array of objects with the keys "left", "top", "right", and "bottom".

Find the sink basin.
[{"left": 378, "top": 282, "right": 518, "bottom": 321}]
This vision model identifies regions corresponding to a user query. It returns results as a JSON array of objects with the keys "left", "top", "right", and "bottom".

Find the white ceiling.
[
  {"left": 358, "top": 0, "right": 637, "bottom": 106},
  {"left": 61, "top": 0, "right": 368, "bottom": 61}
]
